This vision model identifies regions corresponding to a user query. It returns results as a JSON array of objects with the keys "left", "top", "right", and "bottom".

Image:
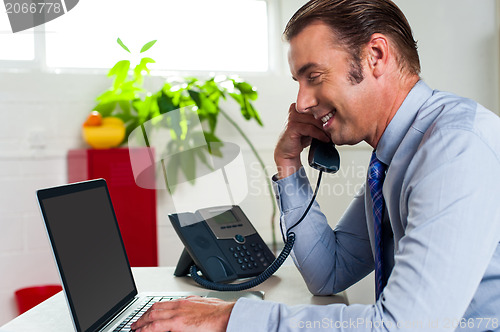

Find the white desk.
[{"left": 0, "top": 266, "right": 347, "bottom": 331}]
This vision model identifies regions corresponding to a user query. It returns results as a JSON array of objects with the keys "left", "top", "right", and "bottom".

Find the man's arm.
[
  {"left": 274, "top": 168, "right": 374, "bottom": 295},
  {"left": 273, "top": 102, "right": 374, "bottom": 294},
  {"left": 274, "top": 104, "right": 373, "bottom": 294}
]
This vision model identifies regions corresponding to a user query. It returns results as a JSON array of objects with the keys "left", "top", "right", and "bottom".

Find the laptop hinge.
[{"left": 97, "top": 297, "right": 139, "bottom": 332}]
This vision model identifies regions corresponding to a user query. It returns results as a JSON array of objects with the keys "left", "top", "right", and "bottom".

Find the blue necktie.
[{"left": 368, "top": 151, "right": 387, "bottom": 300}]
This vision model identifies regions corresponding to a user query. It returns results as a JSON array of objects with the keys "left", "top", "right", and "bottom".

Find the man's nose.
[{"left": 295, "top": 85, "right": 317, "bottom": 114}]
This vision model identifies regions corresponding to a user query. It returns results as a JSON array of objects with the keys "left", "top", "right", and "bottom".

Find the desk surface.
[{"left": 0, "top": 266, "right": 347, "bottom": 331}]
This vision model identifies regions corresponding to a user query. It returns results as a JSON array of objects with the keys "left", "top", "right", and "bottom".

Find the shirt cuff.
[
  {"left": 226, "top": 298, "right": 278, "bottom": 332},
  {"left": 272, "top": 167, "right": 314, "bottom": 213}
]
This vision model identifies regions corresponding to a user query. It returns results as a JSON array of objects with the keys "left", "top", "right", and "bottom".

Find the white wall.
[{"left": 0, "top": 0, "right": 498, "bottom": 324}]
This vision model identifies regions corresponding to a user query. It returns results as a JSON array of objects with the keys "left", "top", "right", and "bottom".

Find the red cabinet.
[{"left": 67, "top": 148, "right": 158, "bottom": 267}]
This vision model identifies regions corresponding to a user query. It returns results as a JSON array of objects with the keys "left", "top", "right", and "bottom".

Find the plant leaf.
[
  {"left": 138, "top": 57, "right": 156, "bottom": 72},
  {"left": 124, "top": 118, "right": 139, "bottom": 144},
  {"left": 93, "top": 101, "right": 116, "bottom": 117},
  {"left": 180, "top": 148, "right": 196, "bottom": 185},
  {"left": 228, "top": 92, "right": 243, "bottom": 104},
  {"left": 239, "top": 96, "right": 251, "bottom": 120},
  {"left": 245, "top": 99, "right": 263, "bottom": 126},
  {"left": 194, "top": 146, "right": 214, "bottom": 172},
  {"left": 118, "top": 100, "right": 131, "bottom": 116},
  {"left": 108, "top": 60, "right": 130, "bottom": 89},
  {"left": 133, "top": 96, "right": 153, "bottom": 123},
  {"left": 157, "top": 91, "right": 177, "bottom": 114},
  {"left": 117, "top": 38, "right": 131, "bottom": 53},
  {"left": 140, "top": 40, "right": 157, "bottom": 53},
  {"left": 207, "top": 114, "right": 218, "bottom": 133},
  {"left": 235, "top": 81, "right": 258, "bottom": 100},
  {"left": 148, "top": 94, "right": 160, "bottom": 119},
  {"left": 187, "top": 90, "right": 202, "bottom": 108},
  {"left": 168, "top": 106, "right": 183, "bottom": 139},
  {"left": 166, "top": 154, "right": 180, "bottom": 192},
  {"left": 134, "top": 57, "right": 156, "bottom": 82},
  {"left": 203, "top": 131, "right": 222, "bottom": 143},
  {"left": 207, "top": 143, "right": 223, "bottom": 158},
  {"left": 96, "top": 90, "right": 115, "bottom": 103},
  {"left": 200, "top": 93, "right": 217, "bottom": 114}
]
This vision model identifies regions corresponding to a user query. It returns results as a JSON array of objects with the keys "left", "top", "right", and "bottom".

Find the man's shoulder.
[
  {"left": 416, "top": 90, "right": 500, "bottom": 144},
  {"left": 398, "top": 90, "right": 500, "bottom": 192}
]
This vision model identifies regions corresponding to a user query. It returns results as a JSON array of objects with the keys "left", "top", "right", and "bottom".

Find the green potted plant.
[{"left": 91, "top": 38, "right": 278, "bottom": 250}]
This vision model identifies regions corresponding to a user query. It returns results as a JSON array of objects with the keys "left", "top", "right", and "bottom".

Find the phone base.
[{"left": 174, "top": 248, "right": 195, "bottom": 277}]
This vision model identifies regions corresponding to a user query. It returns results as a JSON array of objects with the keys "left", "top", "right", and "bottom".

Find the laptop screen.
[{"left": 37, "top": 179, "right": 137, "bottom": 332}]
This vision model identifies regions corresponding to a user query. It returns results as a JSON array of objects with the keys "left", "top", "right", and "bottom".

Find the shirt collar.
[{"left": 375, "top": 80, "right": 433, "bottom": 166}]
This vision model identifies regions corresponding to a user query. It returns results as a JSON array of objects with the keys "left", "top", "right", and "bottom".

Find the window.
[
  {"left": 0, "top": 14, "right": 34, "bottom": 61},
  {"left": 1, "top": 0, "right": 269, "bottom": 72}
]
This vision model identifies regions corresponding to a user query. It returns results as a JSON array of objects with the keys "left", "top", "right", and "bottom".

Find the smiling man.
[{"left": 131, "top": 0, "right": 500, "bottom": 331}]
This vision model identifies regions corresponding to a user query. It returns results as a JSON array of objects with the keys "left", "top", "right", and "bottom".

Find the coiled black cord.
[{"left": 189, "top": 171, "right": 323, "bottom": 291}]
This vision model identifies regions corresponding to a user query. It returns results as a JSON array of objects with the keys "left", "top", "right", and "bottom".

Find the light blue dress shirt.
[{"left": 226, "top": 81, "right": 500, "bottom": 331}]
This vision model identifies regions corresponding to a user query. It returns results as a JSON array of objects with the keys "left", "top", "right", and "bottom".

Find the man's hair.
[{"left": 284, "top": 0, "right": 420, "bottom": 83}]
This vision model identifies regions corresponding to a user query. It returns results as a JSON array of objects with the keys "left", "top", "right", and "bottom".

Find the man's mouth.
[{"left": 321, "top": 110, "right": 336, "bottom": 127}]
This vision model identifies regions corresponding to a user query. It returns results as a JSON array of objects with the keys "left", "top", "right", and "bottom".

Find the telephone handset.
[
  {"left": 308, "top": 138, "right": 340, "bottom": 174},
  {"left": 170, "top": 138, "right": 340, "bottom": 291}
]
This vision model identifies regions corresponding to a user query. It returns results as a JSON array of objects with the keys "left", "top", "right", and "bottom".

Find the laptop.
[{"left": 36, "top": 178, "right": 262, "bottom": 332}]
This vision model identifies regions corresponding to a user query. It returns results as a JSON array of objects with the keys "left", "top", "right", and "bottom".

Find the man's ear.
[{"left": 365, "top": 33, "right": 390, "bottom": 78}]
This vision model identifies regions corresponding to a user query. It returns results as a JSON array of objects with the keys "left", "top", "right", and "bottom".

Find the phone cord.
[{"left": 189, "top": 171, "right": 323, "bottom": 292}]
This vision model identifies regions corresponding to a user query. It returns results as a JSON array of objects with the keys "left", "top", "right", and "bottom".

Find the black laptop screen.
[{"left": 38, "top": 180, "right": 137, "bottom": 332}]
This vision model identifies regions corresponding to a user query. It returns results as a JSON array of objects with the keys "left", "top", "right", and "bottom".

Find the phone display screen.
[{"left": 212, "top": 210, "right": 238, "bottom": 225}]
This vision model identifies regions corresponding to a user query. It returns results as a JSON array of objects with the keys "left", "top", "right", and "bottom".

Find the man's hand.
[
  {"left": 274, "top": 103, "right": 330, "bottom": 179},
  {"left": 131, "top": 296, "right": 235, "bottom": 332}
]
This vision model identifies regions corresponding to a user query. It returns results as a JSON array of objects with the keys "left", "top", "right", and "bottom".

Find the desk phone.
[{"left": 169, "top": 205, "right": 275, "bottom": 283}]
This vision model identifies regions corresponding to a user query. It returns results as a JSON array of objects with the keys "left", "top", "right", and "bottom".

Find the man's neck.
[{"left": 370, "top": 74, "right": 420, "bottom": 149}]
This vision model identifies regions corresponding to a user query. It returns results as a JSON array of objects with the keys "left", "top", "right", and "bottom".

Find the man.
[{"left": 132, "top": 0, "right": 500, "bottom": 331}]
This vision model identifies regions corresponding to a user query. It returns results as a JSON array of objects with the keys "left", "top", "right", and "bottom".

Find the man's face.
[{"left": 288, "top": 21, "right": 381, "bottom": 146}]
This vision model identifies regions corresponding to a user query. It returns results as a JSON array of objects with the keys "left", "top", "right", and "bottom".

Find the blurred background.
[{"left": 0, "top": 0, "right": 498, "bottom": 324}]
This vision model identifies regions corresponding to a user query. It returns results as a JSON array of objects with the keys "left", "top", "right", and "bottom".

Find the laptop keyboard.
[{"left": 113, "top": 296, "right": 186, "bottom": 331}]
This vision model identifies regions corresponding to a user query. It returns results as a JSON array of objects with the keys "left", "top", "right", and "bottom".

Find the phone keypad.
[{"left": 228, "top": 242, "right": 273, "bottom": 272}]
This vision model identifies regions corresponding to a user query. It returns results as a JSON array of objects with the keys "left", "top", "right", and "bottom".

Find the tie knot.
[{"left": 368, "top": 151, "right": 387, "bottom": 184}]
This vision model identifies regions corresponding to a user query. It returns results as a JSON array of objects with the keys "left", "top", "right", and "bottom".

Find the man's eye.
[{"left": 308, "top": 73, "right": 321, "bottom": 82}]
